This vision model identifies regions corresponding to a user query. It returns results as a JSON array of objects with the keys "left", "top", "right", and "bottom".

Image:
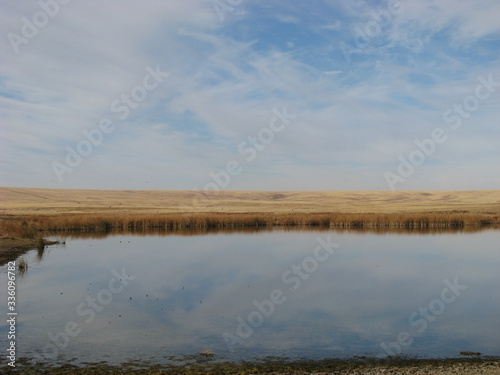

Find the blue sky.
[{"left": 0, "top": 0, "right": 499, "bottom": 191}]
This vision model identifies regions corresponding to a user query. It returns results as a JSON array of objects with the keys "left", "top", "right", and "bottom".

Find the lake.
[{"left": 1, "top": 228, "right": 499, "bottom": 365}]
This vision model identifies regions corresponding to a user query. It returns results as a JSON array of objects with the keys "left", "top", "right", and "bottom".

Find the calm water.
[{"left": 1, "top": 229, "right": 499, "bottom": 365}]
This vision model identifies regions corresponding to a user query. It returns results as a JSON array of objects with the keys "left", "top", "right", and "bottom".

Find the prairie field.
[
  {"left": 0, "top": 188, "right": 499, "bottom": 237},
  {"left": 1, "top": 187, "right": 499, "bottom": 215}
]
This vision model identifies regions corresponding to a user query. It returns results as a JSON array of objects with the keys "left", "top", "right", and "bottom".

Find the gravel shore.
[
  {"left": 2, "top": 358, "right": 500, "bottom": 374},
  {"left": 325, "top": 361, "right": 500, "bottom": 374}
]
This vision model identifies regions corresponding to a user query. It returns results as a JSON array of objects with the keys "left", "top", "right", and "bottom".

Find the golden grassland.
[
  {"left": 1, "top": 187, "right": 500, "bottom": 215},
  {"left": 0, "top": 188, "right": 499, "bottom": 237}
]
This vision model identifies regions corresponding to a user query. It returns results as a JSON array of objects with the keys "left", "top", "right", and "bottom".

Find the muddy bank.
[
  {"left": 0, "top": 238, "right": 59, "bottom": 266},
  {"left": 0, "top": 238, "right": 41, "bottom": 265}
]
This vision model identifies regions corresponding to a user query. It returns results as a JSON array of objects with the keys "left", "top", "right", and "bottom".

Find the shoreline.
[
  {"left": 2, "top": 356, "right": 499, "bottom": 374},
  {"left": 2, "top": 210, "right": 498, "bottom": 230},
  {"left": 1, "top": 211, "right": 498, "bottom": 264},
  {"left": 2, "top": 220, "right": 497, "bottom": 266},
  {"left": 1, "top": 187, "right": 499, "bottom": 265}
]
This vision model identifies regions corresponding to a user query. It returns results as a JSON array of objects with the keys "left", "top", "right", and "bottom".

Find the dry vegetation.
[
  {"left": 1, "top": 188, "right": 500, "bottom": 215},
  {"left": 0, "top": 212, "right": 497, "bottom": 237},
  {"left": 0, "top": 188, "right": 499, "bottom": 240}
]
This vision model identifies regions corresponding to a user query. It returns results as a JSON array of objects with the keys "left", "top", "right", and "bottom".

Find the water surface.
[{"left": 1, "top": 229, "right": 499, "bottom": 365}]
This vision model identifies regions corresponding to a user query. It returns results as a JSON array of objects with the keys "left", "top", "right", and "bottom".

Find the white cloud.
[
  {"left": 323, "top": 70, "right": 342, "bottom": 75},
  {"left": 0, "top": 0, "right": 498, "bottom": 190},
  {"left": 388, "top": 0, "right": 500, "bottom": 47},
  {"left": 275, "top": 14, "right": 300, "bottom": 24}
]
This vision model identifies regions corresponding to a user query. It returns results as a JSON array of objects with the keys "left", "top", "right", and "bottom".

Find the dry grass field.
[
  {"left": 1, "top": 187, "right": 500, "bottom": 215},
  {"left": 0, "top": 188, "right": 498, "bottom": 243}
]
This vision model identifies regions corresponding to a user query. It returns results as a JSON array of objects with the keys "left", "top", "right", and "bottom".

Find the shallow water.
[{"left": 1, "top": 229, "right": 499, "bottom": 365}]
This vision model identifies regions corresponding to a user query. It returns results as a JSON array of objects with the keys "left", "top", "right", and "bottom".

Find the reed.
[
  {"left": 0, "top": 219, "right": 38, "bottom": 239},
  {"left": 0, "top": 211, "right": 497, "bottom": 238}
]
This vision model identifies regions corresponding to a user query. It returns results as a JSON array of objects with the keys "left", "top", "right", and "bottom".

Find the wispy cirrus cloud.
[{"left": 0, "top": 0, "right": 498, "bottom": 190}]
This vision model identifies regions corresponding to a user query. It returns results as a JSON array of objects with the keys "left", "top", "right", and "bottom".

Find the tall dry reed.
[{"left": 1, "top": 212, "right": 497, "bottom": 238}]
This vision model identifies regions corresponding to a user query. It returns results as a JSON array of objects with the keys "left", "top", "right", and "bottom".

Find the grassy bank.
[
  {"left": 1, "top": 188, "right": 498, "bottom": 264},
  {"left": 1, "top": 212, "right": 496, "bottom": 266},
  {"left": 1, "top": 211, "right": 497, "bottom": 236}
]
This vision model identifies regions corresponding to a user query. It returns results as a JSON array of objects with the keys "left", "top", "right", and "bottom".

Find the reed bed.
[
  {"left": 39, "top": 225, "right": 494, "bottom": 242},
  {"left": 1, "top": 212, "right": 497, "bottom": 238}
]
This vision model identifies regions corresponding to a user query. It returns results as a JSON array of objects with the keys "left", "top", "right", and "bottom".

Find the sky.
[{"left": 0, "top": 0, "right": 499, "bottom": 191}]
